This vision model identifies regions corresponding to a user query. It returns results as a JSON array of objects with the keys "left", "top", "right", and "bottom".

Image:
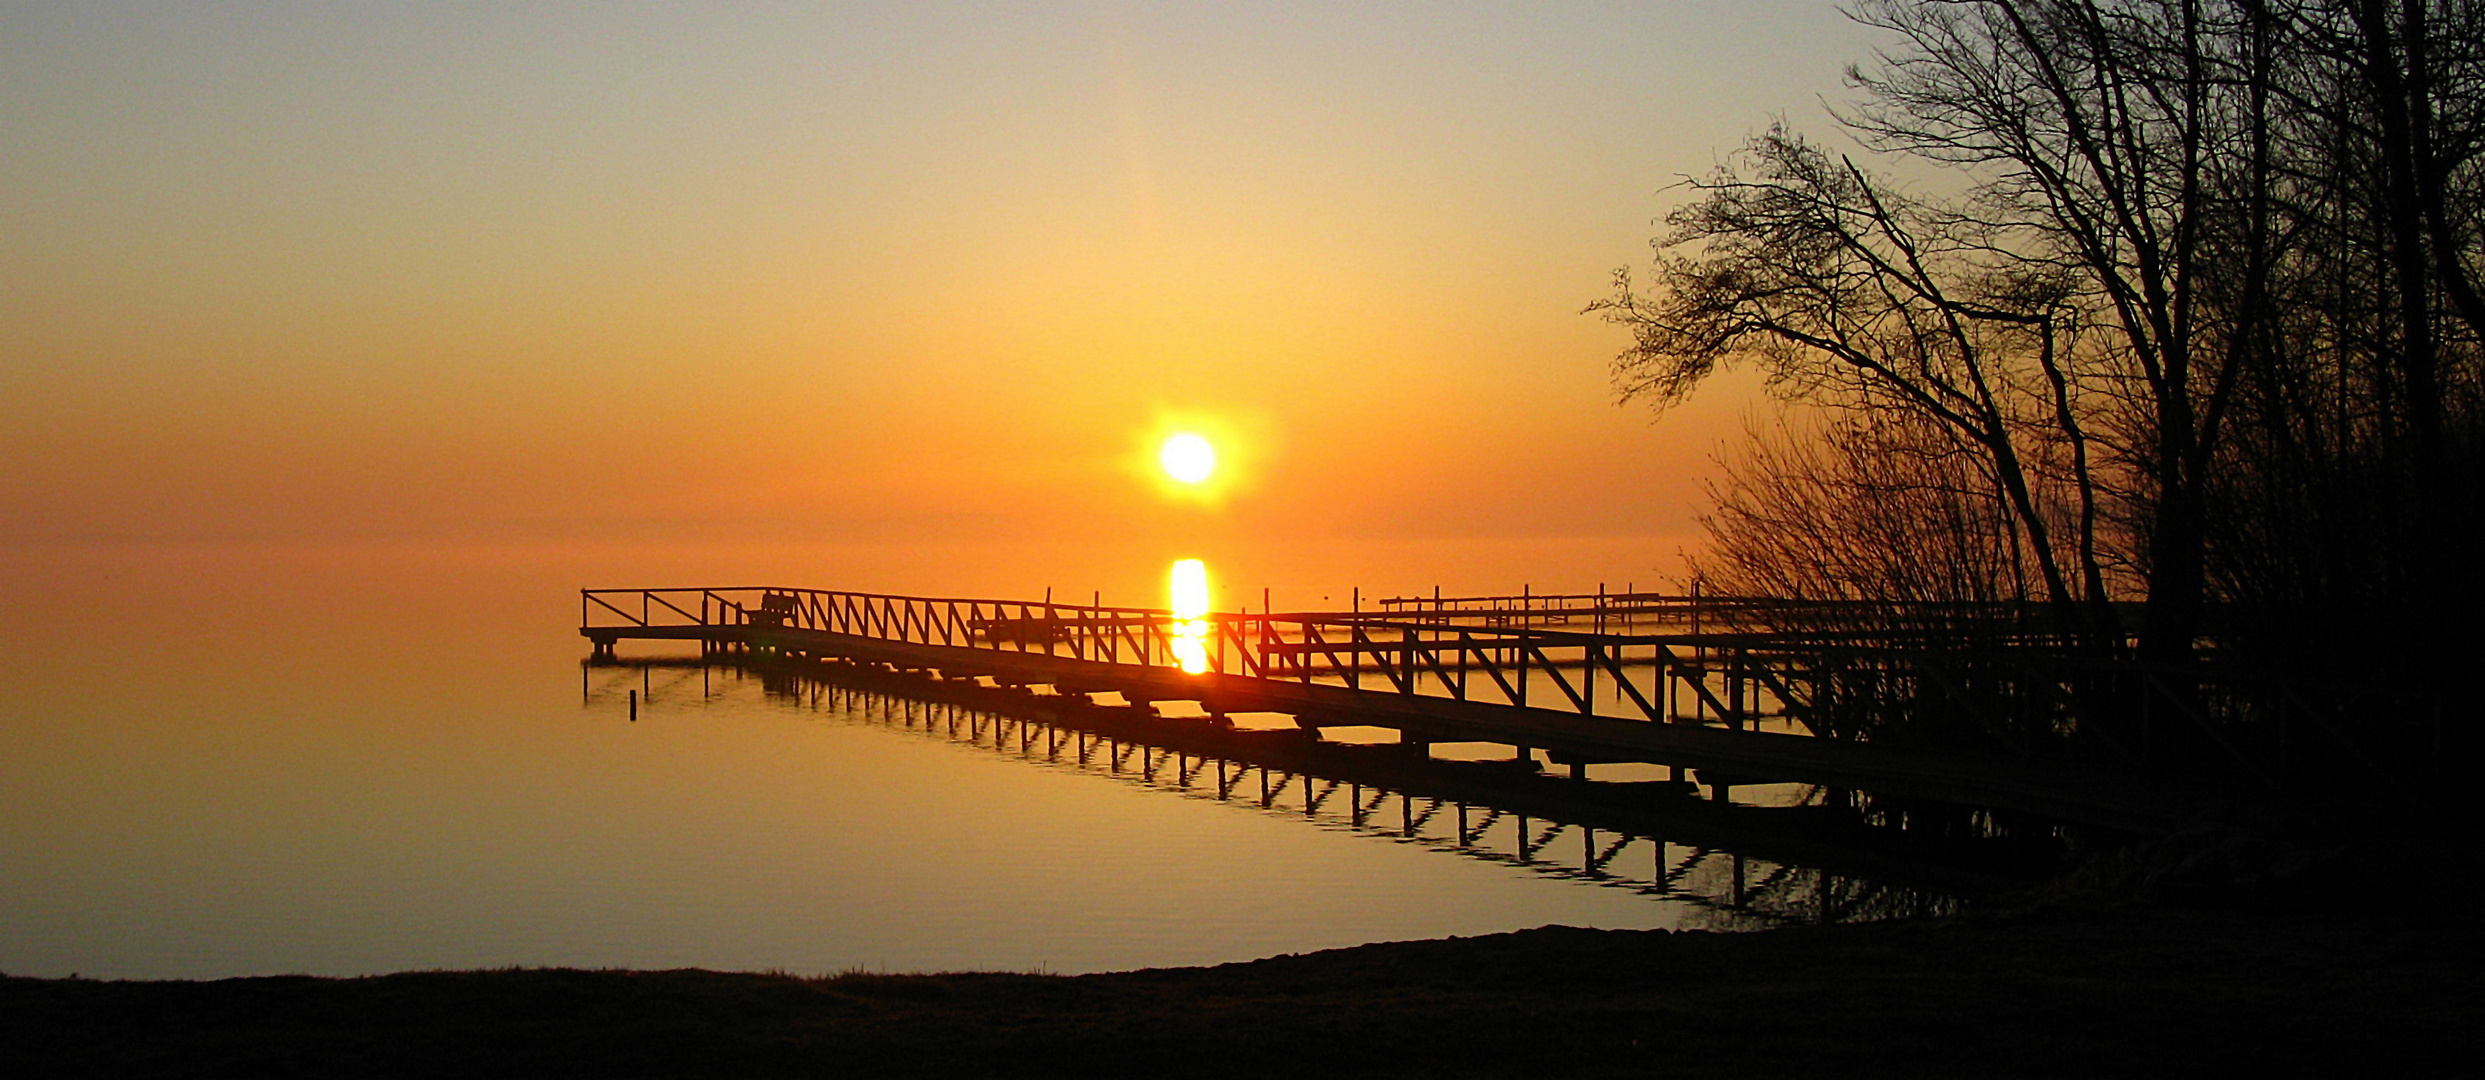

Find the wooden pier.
[{"left": 581, "top": 585, "right": 2423, "bottom": 833}]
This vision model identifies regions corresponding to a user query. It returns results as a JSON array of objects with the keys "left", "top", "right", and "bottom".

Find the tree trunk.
[{"left": 2140, "top": 464, "right": 2208, "bottom": 664}]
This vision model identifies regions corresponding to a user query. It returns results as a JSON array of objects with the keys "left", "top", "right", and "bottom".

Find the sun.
[{"left": 1159, "top": 432, "right": 1217, "bottom": 484}]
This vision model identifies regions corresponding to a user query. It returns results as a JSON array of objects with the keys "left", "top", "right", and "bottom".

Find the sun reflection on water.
[{"left": 1169, "top": 558, "right": 1210, "bottom": 674}]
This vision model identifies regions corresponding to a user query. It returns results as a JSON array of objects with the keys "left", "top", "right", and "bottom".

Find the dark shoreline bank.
[{"left": 5, "top": 904, "right": 2471, "bottom": 1078}]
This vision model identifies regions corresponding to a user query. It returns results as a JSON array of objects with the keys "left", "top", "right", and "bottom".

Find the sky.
[{"left": 1, "top": 1, "right": 1890, "bottom": 603}]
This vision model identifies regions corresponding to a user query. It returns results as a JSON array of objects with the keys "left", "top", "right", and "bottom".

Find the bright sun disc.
[{"left": 1159, "top": 433, "right": 1216, "bottom": 484}]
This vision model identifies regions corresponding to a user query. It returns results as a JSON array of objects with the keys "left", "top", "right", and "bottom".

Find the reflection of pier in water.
[{"left": 589, "top": 657, "right": 2019, "bottom": 927}]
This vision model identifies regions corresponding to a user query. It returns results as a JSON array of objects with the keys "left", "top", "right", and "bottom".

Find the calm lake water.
[{"left": 0, "top": 541, "right": 1945, "bottom": 980}]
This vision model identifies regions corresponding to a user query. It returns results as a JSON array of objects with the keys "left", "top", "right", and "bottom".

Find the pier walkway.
[{"left": 580, "top": 586, "right": 2290, "bottom": 832}]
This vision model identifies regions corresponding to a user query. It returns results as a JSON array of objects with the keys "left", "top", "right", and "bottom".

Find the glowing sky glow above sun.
[{"left": 1160, "top": 433, "right": 1217, "bottom": 485}]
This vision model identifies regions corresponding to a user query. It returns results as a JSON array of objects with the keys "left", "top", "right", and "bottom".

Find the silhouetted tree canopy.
[{"left": 1598, "top": 0, "right": 2484, "bottom": 683}]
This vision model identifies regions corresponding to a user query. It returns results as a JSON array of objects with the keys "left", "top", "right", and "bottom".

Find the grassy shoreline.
[{"left": 4, "top": 903, "right": 2471, "bottom": 1078}]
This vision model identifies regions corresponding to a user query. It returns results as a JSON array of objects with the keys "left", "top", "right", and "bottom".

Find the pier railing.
[{"left": 584, "top": 585, "right": 1854, "bottom": 726}]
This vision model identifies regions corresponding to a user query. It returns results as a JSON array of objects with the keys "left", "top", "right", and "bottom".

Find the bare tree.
[
  {"left": 1597, "top": 0, "right": 2485, "bottom": 794},
  {"left": 1599, "top": 0, "right": 2330, "bottom": 662},
  {"left": 2205, "top": 0, "right": 2485, "bottom": 674},
  {"left": 1695, "top": 409, "right": 2048, "bottom": 615},
  {"left": 1591, "top": 126, "right": 2116, "bottom": 642}
]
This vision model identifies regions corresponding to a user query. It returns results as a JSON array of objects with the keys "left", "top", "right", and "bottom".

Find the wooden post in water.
[
  {"left": 1516, "top": 620, "right": 1530, "bottom": 708},
  {"left": 1584, "top": 641, "right": 1596, "bottom": 715},
  {"left": 1349, "top": 587, "right": 1361, "bottom": 691}
]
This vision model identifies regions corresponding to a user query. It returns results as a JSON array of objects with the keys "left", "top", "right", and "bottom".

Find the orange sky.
[{"left": 1, "top": 2, "right": 1881, "bottom": 603}]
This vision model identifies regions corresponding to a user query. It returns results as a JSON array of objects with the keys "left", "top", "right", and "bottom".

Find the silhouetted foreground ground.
[{"left": 2, "top": 906, "right": 2472, "bottom": 1078}]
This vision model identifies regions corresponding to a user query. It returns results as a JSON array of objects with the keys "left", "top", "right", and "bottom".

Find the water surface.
[{"left": 0, "top": 542, "right": 1938, "bottom": 979}]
